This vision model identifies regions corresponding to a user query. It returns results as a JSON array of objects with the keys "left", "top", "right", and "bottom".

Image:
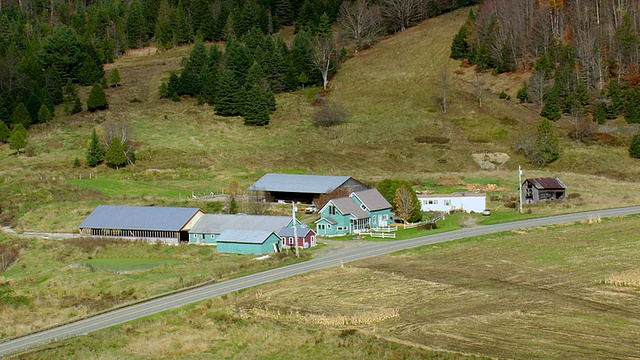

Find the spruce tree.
[
  {"left": 606, "top": 81, "right": 624, "bottom": 119},
  {"left": 450, "top": 24, "right": 469, "bottom": 60},
  {"left": 167, "top": 72, "right": 181, "bottom": 97},
  {"left": 630, "top": 130, "right": 640, "bottom": 159},
  {"left": 517, "top": 81, "right": 530, "bottom": 103},
  {"left": 11, "top": 103, "right": 32, "bottom": 128},
  {"left": 243, "top": 85, "right": 270, "bottom": 126},
  {"left": 110, "top": 68, "right": 121, "bottom": 87},
  {"left": 105, "top": 138, "right": 127, "bottom": 169},
  {"left": 155, "top": 0, "right": 173, "bottom": 49},
  {"left": 0, "top": 121, "right": 10, "bottom": 143},
  {"left": 180, "top": 41, "right": 208, "bottom": 96},
  {"left": 541, "top": 86, "right": 561, "bottom": 121},
  {"left": 624, "top": 87, "right": 640, "bottom": 124},
  {"left": 37, "top": 105, "right": 52, "bottom": 123},
  {"left": 72, "top": 97, "right": 83, "bottom": 113},
  {"left": 534, "top": 118, "right": 560, "bottom": 165},
  {"left": 215, "top": 69, "right": 245, "bottom": 116},
  {"left": 87, "top": 84, "right": 109, "bottom": 112},
  {"left": 9, "top": 124, "right": 28, "bottom": 154},
  {"left": 86, "top": 129, "right": 104, "bottom": 167}
]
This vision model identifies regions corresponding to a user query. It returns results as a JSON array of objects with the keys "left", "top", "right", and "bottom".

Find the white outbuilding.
[{"left": 417, "top": 193, "right": 487, "bottom": 213}]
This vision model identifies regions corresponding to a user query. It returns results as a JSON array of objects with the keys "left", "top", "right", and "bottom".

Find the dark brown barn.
[{"left": 521, "top": 177, "right": 566, "bottom": 203}]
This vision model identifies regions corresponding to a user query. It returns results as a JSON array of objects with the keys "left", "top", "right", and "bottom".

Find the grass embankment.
[
  {"left": 1, "top": 8, "right": 639, "bottom": 232},
  {"left": 20, "top": 215, "right": 640, "bottom": 359},
  {"left": 0, "top": 235, "right": 307, "bottom": 339}
]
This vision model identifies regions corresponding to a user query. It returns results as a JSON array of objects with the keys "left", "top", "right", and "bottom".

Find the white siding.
[{"left": 418, "top": 195, "right": 486, "bottom": 213}]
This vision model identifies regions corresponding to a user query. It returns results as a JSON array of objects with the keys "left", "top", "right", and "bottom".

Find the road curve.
[{"left": 2, "top": 206, "right": 639, "bottom": 357}]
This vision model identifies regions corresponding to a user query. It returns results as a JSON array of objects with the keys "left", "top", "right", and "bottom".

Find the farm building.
[
  {"left": 418, "top": 193, "right": 486, "bottom": 213},
  {"left": 247, "top": 173, "right": 368, "bottom": 203},
  {"left": 315, "top": 189, "right": 392, "bottom": 236},
  {"left": 79, "top": 205, "right": 204, "bottom": 245},
  {"left": 188, "top": 214, "right": 299, "bottom": 245},
  {"left": 216, "top": 229, "right": 282, "bottom": 254},
  {"left": 277, "top": 224, "right": 317, "bottom": 249},
  {"left": 521, "top": 177, "right": 566, "bottom": 203}
]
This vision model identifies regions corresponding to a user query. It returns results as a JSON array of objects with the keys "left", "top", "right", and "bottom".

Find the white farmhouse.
[{"left": 417, "top": 193, "right": 486, "bottom": 213}]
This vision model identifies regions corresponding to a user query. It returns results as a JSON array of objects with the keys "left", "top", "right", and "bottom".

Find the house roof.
[
  {"left": 79, "top": 205, "right": 201, "bottom": 231},
  {"left": 247, "top": 173, "right": 353, "bottom": 194},
  {"left": 278, "top": 224, "right": 314, "bottom": 237},
  {"left": 314, "top": 217, "right": 337, "bottom": 225},
  {"left": 330, "top": 197, "right": 369, "bottom": 219},
  {"left": 189, "top": 214, "right": 292, "bottom": 234},
  {"left": 418, "top": 192, "right": 487, "bottom": 199},
  {"left": 351, "top": 189, "right": 392, "bottom": 211},
  {"left": 525, "top": 177, "right": 566, "bottom": 190},
  {"left": 216, "top": 229, "right": 277, "bottom": 244}
]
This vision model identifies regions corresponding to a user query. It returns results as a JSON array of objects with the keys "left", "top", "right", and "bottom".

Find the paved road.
[{"left": 1, "top": 206, "right": 639, "bottom": 357}]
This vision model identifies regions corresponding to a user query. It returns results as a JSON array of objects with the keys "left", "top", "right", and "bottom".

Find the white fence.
[
  {"left": 370, "top": 226, "right": 398, "bottom": 232},
  {"left": 360, "top": 232, "right": 397, "bottom": 239}
]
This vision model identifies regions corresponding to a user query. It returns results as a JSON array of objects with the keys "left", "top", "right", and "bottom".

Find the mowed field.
[{"left": 19, "top": 215, "right": 640, "bottom": 359}]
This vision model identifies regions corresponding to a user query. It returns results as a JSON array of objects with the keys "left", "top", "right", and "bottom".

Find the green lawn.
[{"left": 78, "top": 257, "right": 184, "bottom": 272}]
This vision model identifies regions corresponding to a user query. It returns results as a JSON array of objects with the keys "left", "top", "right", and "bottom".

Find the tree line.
[{"left": 451, "top": 1, "right": 640, "bottom": 124}]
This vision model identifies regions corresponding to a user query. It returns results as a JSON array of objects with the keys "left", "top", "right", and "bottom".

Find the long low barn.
[{"left": 79, "top": 205, "right": 204, "bottom": 245}]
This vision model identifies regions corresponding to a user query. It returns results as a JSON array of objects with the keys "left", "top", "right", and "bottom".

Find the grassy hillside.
[
  {"left": 0, "top": 7, "right": 639, "bottom": 231},
  {"left": 20, "top": 215, "right": 640, "bottom": 359}
]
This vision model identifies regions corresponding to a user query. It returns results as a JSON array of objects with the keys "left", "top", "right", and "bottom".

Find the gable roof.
[
  {"left": 247, "top": 173, "right": 354, "bottom": 194},
  {"left": 278, "top": 225, "right": 314, "bottom": 237},
  {"left": 331, "top": 197, "right": 369, "bottom": 219},
  {"left": 525, "top": 177, "right": 566, "bottom": 190},
  {"left": 216, "top": 229, "right": 277, "bottom": 244},
  {"left": 189, "top": 214, "right": 293, "bottom": 234},
  {"left": 79, "top": 205, "right": 202, "bottom": 231},
  {"left": 350, "top": 189, "right": 392, "bottom": 211}
]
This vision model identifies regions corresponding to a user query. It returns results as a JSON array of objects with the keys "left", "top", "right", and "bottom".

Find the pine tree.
[
  {"left": 541, "top": 86, "right": 561, "bottom": 121},
  {"left": 9, "top": 124, "right": 28, "bottom": 154},
  {"left": 105, "top": 138, "right": 127, "bottom": 169},
  {"left": 0, "top": 121, "right": 10, "bottom": 143},
  {"left": 167, "top": 72, "right": 181, "bottom": 97},
  {"left": 630, "top": 130, "right": 640, "bottom": 159},
  {"left": 624, "top": 87, "right": 640, "bottom": 124},
  {"left": 11, "top": 103, "right": 32, "bottom": 128},
  {"left": 72, "top": 97, "right": 83, "bottom": 113},
  {"left": 86, "top": 129, "right": 104, "bottom": 167},
  {"left": 180, "top": 41, "right": 208, "bottom": 96},
  {"left": 606, "top": 81, "right": 624, "bottom": 119},
  {"left": 155, "top": 0, "right": 174, "bottom": 49},
  {"left": 534, "top": 118, "right": 560, "bottom": 165},
  {"left": 450, "top": 24, "right": 469, "bottom": 60},
  {"left": 517, "top": 81, "right": 530, "bottom": 103},
  {"left": 110, "top": 68, "right": 121, "bottom": 87},
  {"left": 37, "top": 105, "right": 52, "bottom": 123},
  {"left": 215, "top": 69, "right": 245, "bottom": 116},
  {"left": 87, "top": 84, "right": 109, "bottom": 112},
  {"left": 228, "top": 196, "right": 238, "bottom": 214},
  {"left": 243, "top": 85, "right": 270, "bottom": 126}
]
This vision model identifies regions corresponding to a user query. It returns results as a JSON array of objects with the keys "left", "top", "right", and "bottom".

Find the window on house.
[
  {"left": 428, "top": 200, "right": 434, "bottom": 204},
  {"left": 444, "top": 200, "right": 451, "bottom": 206},
  {"left": 289, "top": 237, "right": 294, "bottom": 245},
  {"left": 360, "top": 204, "right": 367, "bottom": 211},
  {"left": 318, "top": 224, "right": 325, "bottom": 230},
  {"left": 329, "top": 206, "right": 336, "bottom": 215}
]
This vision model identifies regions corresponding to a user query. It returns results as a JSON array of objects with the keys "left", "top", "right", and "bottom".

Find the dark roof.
[
  {"left": 79, "top": 205, "right": 202, "bottom": 231},
  {"left": 525, "top": 177, "right": 566, "bottom": 190},
  {"left": 217, "top": 229, "right": 277, "bottom": 244},
  {"left": 189, "top": 214, "right": 292, "bottom": 234},
  {"left": 331, "top": 197, "right": 369, "bottom": 219},
  {"left": 247, "top": 173, "right": 353, "bottom": 194},
  {"left": 351, "top": 189, "right": 392, "bottom": 211},
  {"left": 315, "top": 217, "right": 337, "bottom": 225},
  {"left": 278, "top": 224, "right": 314, "bottom": 237}
]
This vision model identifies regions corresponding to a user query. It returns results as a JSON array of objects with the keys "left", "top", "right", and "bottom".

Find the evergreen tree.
[
  {"left": 87, "top": 84, "right": 109, "bottom": 112},
  {"left": 86, "top": 129, "right": 104, "bottom": 167},
  {"left": 215, "top": 69, "right": 245, "bottom": 116},
  {"left": 167, "top": 72, "right": 181, "bottom": 97},
  {"left": 534, "top": 118, "right": 560, "bottom": 165},
  {"left": 450, "top": 24, "right": 469, "bottom": 60},
  {"left": 37, "top": 105, "right": 52, "bottom": 123},
  {"left": 72, "top": 97, "right": 83, "bottom": 114},
  {"left": 11, "top": 103, "right": 32, "bottom": 128},
  {"left": 0, "top": 121, "right": 10, "bottom": 143},
  {"left": 624, "top": 87, "right": 640, "bottom": 124},
  {"left": 594, "top": 102, "right": 607, "bottom": 124},
  {"left": 126, "top": 0, "right": 150, "bottom": 48},
  {"left": 180, "top": 41, "right": 208, "bottom": 96},
  {"left": 541, "top": 86, "right": 561, "bottom": 121},
  {"left": 76, "top": 55, "right": 105, "bottom": 86},
  {"left": 517, "top": 81, "right": 530, "bottom": 103},
  {"left": 155, "top": 0, "right": 174, "bottom": 49},
  {"left": 39, "top": 24, "right": 85, "bottom": 82},
  {"left": 225, "top": 37, "right": 252, "bottom": 85},
  {"left": 606, "top": 81, "right": 624, "bottom": 119},
  {"left": 243, "top": 85, "right": 270, "bottom": 126},
  {"left": 73, "top": 157, "right": 81, "bottom": 168},
  {"left": 275, "top": 0, "right": 293, "bottom": 26},
  {"left": 171, "top": 1, "right": 192, "bottom": 45},
  {"left": 9, "top": 124, "right": 27, "bottom": 154},
  {"left": 630, "top": 130, "right": 640, "bottom": 159},
  {"left": 105, "top": 138, "right": 127, "bottom": 169},
  {"left": 110, "top": 68, "right": 121, "bottom": 87}
]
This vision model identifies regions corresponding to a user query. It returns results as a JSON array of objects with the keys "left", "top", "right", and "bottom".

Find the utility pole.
[
  {"left": 518, "top": 165, "right": 523, "bottom": 214},
  {"left": 292, "top": 201, "right": 299, "bottom": 257}
]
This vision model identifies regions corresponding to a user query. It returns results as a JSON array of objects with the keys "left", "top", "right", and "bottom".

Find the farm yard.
[{"left": 14, "top": 215, "right": 640, "bottom": 359}]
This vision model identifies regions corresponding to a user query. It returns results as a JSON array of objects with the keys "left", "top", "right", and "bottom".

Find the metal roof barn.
[
  {"left": 79, "top": 205, "right": 204, "bottom": 244},
  {"left": 247, "top": 173, "right": 368, "bottom": 203}
]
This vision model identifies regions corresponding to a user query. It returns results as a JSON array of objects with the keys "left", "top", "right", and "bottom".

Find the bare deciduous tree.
[
  {"left": 99, "top": 119, "right": 137, "bottom": 166},
  {"left": 311, "top": 35, "right": 336, "bottom": 90},
  {"left": 528, "top": 69, "right": 547, "bottom": 106},
  {"left": 381, "top": 0, "right": 423, "bottom": 33},
  {"left": 439, "top": 66, "right": 449, "bottom": 113},
  {"left": 338, "top": 0, "right": 383, "bottom": 54},
  {"left": 473, "top": 73, "right": 485, "bottom": 107}
]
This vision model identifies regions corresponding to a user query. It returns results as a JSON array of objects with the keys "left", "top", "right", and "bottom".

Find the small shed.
[
  {"left": 78, "top": 205, "right": 204, "bottom": 244},
  {"left": 521, "top": 177, "right": 566, "bottom": 203},
  {"left": 216, "top": 229, "right": 282, "bottom": 255},
  {"left": 247, "top": 173, "right": 368, "bottom": 203},
  {"left": 418, "top": 193, "right": 486, "bottom": 213},
  {"left": 278, "top": 225, "right": 317, "bottom": 249}
]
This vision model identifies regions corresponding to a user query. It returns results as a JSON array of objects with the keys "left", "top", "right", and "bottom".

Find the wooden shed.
[{"left": 521, "top": 177, "right": 566, "bottom": 203}]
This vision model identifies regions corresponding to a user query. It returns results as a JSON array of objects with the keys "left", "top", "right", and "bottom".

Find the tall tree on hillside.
[
  {"left": 109, "top": 68, "right": 121, "bottom": 87},
  {"left": 39, "top": 24, "right": 84, "bottom": 82},
  {"left": 243, "top": 85, "right": 271, "bottom": 126},
  {"left": 10, "top": 103, "right": 31, "bottom": 128},
  {"left": 534, "top": 118, "right": 560, "bottom": 165},
  {"left": 629, "top": 130, "right": 640, "bottom": 159},
  {"left": 9, "top": 124, "right": 27, "bottom": 154},
  {"left": 215, "top": 69, "right": 245, "bottom": 116},
  {"left": 87, "top": 84, "right": 109, "bottom": 112},
  {"left": 104, "top": 137, "right": 127, "bottom": 169},
  {"left": 625, "top": 87, "right": 640, "bottom": 124},
  {"left": 180, "top": 41, "right": 208, "bottom": 96},
  {"left": 37, "top": 105, "right": 52, "bottom": 123},
  {"left": 311, "top": 34, "right": 336, "bottom": 90},
  {"left": 0, "top": 121, "right": 10, "bottom": 143},
  {"left": 155, "top": 0, "right": 174, "bottom": 49},
  {"left": 86, "top": 129, "right": 104, "bottom": 167},
  {"left": 381, "top": 0, "right": 423, "bottom": 33},
  {"left": 338, "top": 0, "right": 383, "bottom": 54},
  {"left": 126, "top": 0, "right": 150, "bottom": 48}
]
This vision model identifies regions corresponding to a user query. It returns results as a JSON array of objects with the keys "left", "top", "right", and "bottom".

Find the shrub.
[
  {"left": 86, "top": 84, "right": 108, "bottom": 112},
  {"left": 414, "top": 136, "right": 450, "bottom": 144},
  {"left": 312, "top": 101, "right": 349, "bottom": 127},
  {"left": 629, "top": 130, "right": 640, "bottom": 158},
  {"left": 499, "top": 90, "right": 510, "bottom": 100}
]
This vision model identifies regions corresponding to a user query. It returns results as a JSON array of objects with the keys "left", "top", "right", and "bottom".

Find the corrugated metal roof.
[
  {"left": 189, "top": 214, "right": 292, "bottom": 234},
  {"left": 278, "top": 224, "right": 313, "bottom": 237},
  {"left": 332, "top": 197, "right": 369, "bottom": 219},
  {"left": 247, "top": 173, "right": 352, "bottom": 193},
  {"left": 79, "top": 205, "right": 201, "bottom": 231},
  {"left": 351, "top": 189, "right": 392, "bottom": 211},
  {"left": 217, "top": 229, "right": 276, "bottom": 244},
  {"left": 526, "top": 177, "right": 566, "bottom": 190}
]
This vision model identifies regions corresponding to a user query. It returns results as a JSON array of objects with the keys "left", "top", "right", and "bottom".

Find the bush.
[
  {"left": 312, "top": 101, "right": 349, "bottom": 127},
  {"left": 86, "top": 84, "right": 108, "bottom": 112},
  {"left": 414, "top": 136, "right": 450, "bottom": 144},
  {"left": 499, "top": 90, "right": 510, "bottom": 100}
]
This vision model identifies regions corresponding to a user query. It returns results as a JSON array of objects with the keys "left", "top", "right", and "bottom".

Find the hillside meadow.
[
  {"left": 0, "top": 8, "right": 639, "bottom": 232},
  {"left": 17, "top": 215, "right": 640, "bottom": 359}
]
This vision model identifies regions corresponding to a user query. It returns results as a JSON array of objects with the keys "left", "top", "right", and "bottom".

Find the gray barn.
[
  {"left": 247, "top": 173, "right": 368, "bottom": 203},
  {"left": 521, "top": 177, "right": 566, "bottom": 203}
]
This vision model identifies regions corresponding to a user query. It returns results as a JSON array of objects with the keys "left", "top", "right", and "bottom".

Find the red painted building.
[{"left": 278, "top": 225, "right": 317, "bottom": 249}]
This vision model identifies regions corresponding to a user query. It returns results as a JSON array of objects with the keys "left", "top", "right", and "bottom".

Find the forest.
[
  {"left": 0, "top": 0, "right": 477, "bottom": 133},
  {"left": 451, "top": 0, "right": 640, "bottom": 126}
]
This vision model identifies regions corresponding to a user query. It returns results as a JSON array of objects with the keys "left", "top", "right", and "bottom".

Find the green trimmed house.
[
  {"left": 315, "top": 189, "right": 392, "bottom": 236},
  {"left": 216, "top": 229, "right": 282, "bottom": 254}
]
